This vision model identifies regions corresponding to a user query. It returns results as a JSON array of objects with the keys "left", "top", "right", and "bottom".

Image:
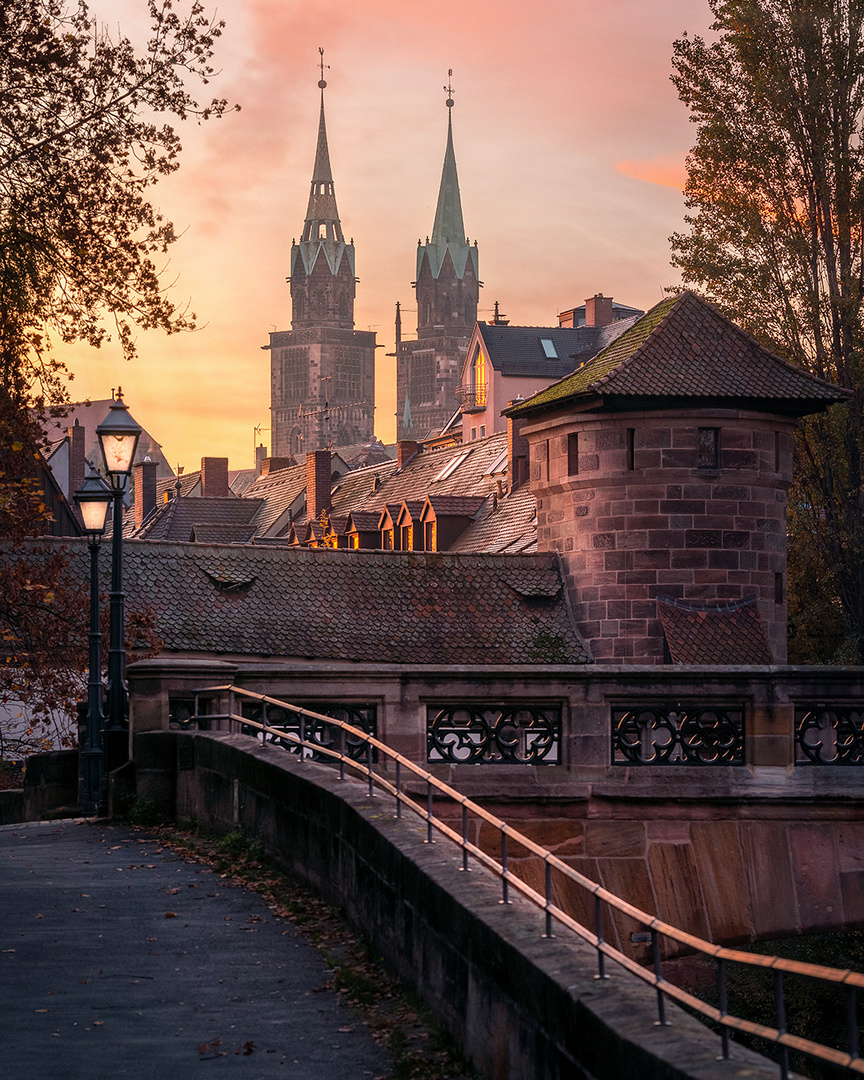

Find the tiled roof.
[
  {"left": 190, "top": 524, "right": 258, "bottom": 544},
  {"left": 450, "top": 486, "right": 537, "bottom": 554},
  {"left": 508, "top": 292, "right": 852, "bottom": 416},
  {"left": 135, "top": 497, "right": 263, "bottom": 542},
  {"left": 657, "top": 595, "right": 773, "bottom": 665},
  {"left": 229, "top": 469, "right": 258, "bottom": 497},
  {"left": 36, "top": 400, "right": 174, "bottom": 478},
  {"left": 242, "top": 462, "right": 308, "bottom": 537},
  {"left": 344, "top": 511, "right": 380, "bottom": 533},
  {"left": 156, "top": 471, "right": 199, "bottom": 503},
  {"left": 424, "top": 495, "right": 486, "bottom": 518},
  {"left": 326, "top": 460, "right": 399, "bottom": 521},
  {"left": 45, "top": 538, "right": 590, "bottom": 665},
  {"left": 477, "top": 319, "right": 640, "bottom": 379},
  {"left": 360, "top": 432, "right": 508, "bottom": 516}
]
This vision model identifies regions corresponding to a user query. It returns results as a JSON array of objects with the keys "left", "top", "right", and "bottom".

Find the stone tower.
[
  {"left": 269, "top": 53, "right": 376, "bottom": 457},
  {"left": 506, "top": 292, "right": 850, "bottom": 665},
  {"left": 397, "top": 76, "right": 480, "bottom": 439}
]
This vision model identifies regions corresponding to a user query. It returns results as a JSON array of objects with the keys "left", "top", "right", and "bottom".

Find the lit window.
[{"left": 541, "top": 339, "right": 558, "bottom": 358}]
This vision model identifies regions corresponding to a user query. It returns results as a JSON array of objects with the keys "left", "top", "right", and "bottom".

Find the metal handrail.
[{"left": 191, "top": 683, "right": 864, "bottom": 1077}]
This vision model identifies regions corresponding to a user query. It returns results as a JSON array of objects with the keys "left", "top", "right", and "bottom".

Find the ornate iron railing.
[
  {"left": 612, "top": 704, "right": 745, "bottom": 765},
  {"left": 454, "top": 384, "right": 487, "bottom": 411},
  {"left": 189, "top": 683, "right": 864, "bottom": 1079},
  {"left": 796, "top": 705, "right": 864, "bottom": 765},
  {"left": 239, "top": 700, "right": 376, "bottom": 763},
  {"left": 427, "top": 704, "right": 560, "bottom": 764}
]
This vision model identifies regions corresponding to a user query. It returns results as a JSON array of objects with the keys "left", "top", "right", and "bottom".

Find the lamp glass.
[
  {"left": 99, "top": 432, "right": 139, "bottom": 476},
  {"left": 77, "top": 494, "right": 111, "bottom": 535}
]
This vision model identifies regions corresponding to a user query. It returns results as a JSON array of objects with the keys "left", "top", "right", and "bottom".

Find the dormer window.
[{"left": 541, "top": 339, "right": 558, "bottom": 358}]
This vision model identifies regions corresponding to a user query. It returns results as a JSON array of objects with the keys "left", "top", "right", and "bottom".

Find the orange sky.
[{"left": 60, "top": 0, "right": 712, "bottom": 472}]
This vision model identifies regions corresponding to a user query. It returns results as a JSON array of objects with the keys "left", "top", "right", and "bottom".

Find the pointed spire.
[
  {"left": 301, "top": 48, "right": 344, "bottom": 245},
  {"left": 431, "top": 107, "right": 466, "bottom": 247},
  {"left": 416, "top": 71, "right": 477, "bottom": 283}
]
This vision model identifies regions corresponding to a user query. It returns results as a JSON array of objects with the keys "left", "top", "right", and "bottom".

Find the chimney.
[
  {"left": 507, "top": 412, "right": 529, "bottom": 491},
  {"left": 584, "top": 293, "right": 614, "bottom": 328},
  {"left": 306, "top": 449, "right": 331, "bottom": 521},
  {"left": 134, "top": 456, "right": 159, "bottom": 528},
  {"left": 259, "top": 456, "right": 295, "bottom": 478},
  {"left": 67, "top": 419, "right": 85, "bottom": 502},
  {"left": 200, "top": 457, "right": 230, "bottom": 497},
  {"left": 255, "top": 443, "right": 268, "bottom": 474},
  {"left": 397, "top": 440, "right": 419, "bottom": 469}
]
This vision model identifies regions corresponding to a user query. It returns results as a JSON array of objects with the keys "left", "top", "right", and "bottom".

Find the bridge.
[
  {"left": 123, "top": 684, "right": 864, "bottom": 1079},
  {"left": 8, "top": 665, "right": 864, "bottom": 1079}
]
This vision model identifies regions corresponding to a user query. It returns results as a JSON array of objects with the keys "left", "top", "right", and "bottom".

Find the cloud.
[{"left": 616, "top": 156, "right": 688, "bottom": 190}]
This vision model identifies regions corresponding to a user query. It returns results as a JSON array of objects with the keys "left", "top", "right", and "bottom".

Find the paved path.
[{"left": 0, "top": 820, "right": 392, "bottom": 1079}]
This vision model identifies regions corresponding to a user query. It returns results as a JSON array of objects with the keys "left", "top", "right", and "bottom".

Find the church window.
[
  {"left": 334, "top": 347, "right": 361, "bottom": 400},
  {"left": 282, "top": 348, "right": 308, "bottom": 401},
  {"left": 318, "top": 223, "right": 327, "bottom": 239},
  {"left": 410, "top": 351, "right": 435, "bottom": 405}
]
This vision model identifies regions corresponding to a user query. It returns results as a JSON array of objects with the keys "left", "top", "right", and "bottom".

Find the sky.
[{"left": 60, "top": 0, "right": 714, "bottom": 473}]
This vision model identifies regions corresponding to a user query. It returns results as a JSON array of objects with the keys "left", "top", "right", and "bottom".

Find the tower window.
[
  {"left": 627, "top": 428, "right": 635, "bottom": 470},
  {"left": 567, "top": 432, "right": 579, "bottom": 476},
  {"left": 697, "top": 427, "right": 720, "bottom": 470}
]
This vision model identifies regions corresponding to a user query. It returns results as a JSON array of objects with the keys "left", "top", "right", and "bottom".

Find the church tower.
[
  {"left": 269, "top": 51, "right": 376, "bottom": 457},
  {"left": 397, "top": 75, "right": 480, "bottom": 439}
]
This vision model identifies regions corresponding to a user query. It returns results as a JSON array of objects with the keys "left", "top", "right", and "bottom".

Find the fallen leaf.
[{"left": 164, "top": 912, "right": 177, "bottom": 918}]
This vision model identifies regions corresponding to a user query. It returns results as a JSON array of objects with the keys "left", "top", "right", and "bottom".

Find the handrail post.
[
  {"left": 774, "top": 970, "right": 789, "bottom": 1080},
  {"left": 425, "top": 780, "right": 434, "bottom": 842},
  {"left": 339, "top": 725, "right": 346, "bottom": 782},
  {"left": 500, "top": 832, "right": 511, "bottom": 905},
  {"left": 367, "top": 742, "right": 374, "bottom": 797},
  {"left": 261, "top": 700, "right": 267, "bottom": 744},
  {"left": 652, "top": 929, "right": 668, "bottom": 1026},
  {"left": 716, "top": 958, "right": 729, "bottom": 1060},
  {"left": 594, "top": 895, "right": 608, "bottom": 980},
  {"left": 543, "top": 858, "right": 554, "bottom": 938},
  {"left": 227, "top": 687, "right": 234, "bottom": 733},
  {"left": 394, "top": 758, "right": 402, "bottom": 819},
  {"left": 299, "top": 711, "right": 306, "bottom": 760},
  {"left": 194, "top": 690, "right": 199, "bottom": 726},
  {"left": 460, "top": 804, "right": 469, "bottom": 872},
  {"left": 847, "top": 985, "right": 860, "bottom": 1061}
]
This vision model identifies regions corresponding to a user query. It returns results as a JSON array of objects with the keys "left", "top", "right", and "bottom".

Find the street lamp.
[
  {"left": 73, "top": 463, "right": 112, "bottom": 815},
  {"left": 95, "top": 388, "right": 142, "bottom": 780}
]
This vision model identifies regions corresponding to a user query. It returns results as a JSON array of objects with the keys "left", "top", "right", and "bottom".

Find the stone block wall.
[{"left": 525, "top": 409, "right": 797, "bottom": 663}]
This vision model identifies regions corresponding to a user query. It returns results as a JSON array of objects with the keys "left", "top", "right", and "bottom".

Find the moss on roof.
[{"left": 506, "top": 296, "right": 678, "bottom": 416}]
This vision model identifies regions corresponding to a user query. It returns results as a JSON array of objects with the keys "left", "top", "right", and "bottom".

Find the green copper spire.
[
  {"left": 430, "top": 109, "right": 465, "bottom": 247},
  {"left": 417, "top": 72, "right": 477, "bottom": 283}
]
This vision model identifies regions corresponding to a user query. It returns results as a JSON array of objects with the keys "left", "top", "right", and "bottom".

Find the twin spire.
[
  {"left": 295, "top": 55, "right": 474, "bottom": 282},
  {"left": 300, "top": 48, "right": 344, "bottom": 246}
]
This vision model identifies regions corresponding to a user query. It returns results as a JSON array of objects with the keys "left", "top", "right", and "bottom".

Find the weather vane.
[
  {"left": 444, "top": 69, "right": 454, "bottom": 109},
  {"left": 318, "top": 47, "right": 329, "bottom": 89}
]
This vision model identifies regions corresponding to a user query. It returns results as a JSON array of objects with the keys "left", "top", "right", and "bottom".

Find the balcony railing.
[{"left": 455, "top": 384, "right": 486, "bottom": 411}]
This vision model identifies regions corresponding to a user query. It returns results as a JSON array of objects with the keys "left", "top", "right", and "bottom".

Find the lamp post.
[
  {"left": 73, "top": 464, "right": 112, "bottom": 815},
  {"left": 95, "top": 388, "right": 142, "bottom": 780}
]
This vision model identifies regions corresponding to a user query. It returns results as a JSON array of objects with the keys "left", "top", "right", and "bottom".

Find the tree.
[
  {"left": 0, "top": 0, "right": 234, "bottom": 412},
  {"left": 670, "top": 0, "right": 864, "bottom": 661},
  {"left": 0, "top": 0, "right": 227, "bottom": 761}
]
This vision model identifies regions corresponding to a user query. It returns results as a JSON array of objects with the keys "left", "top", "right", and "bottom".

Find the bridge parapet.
[{"left": 127, "top": 658, "right": 864, "bottom": 801}]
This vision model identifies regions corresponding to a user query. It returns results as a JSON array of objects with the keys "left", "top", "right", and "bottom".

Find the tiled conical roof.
[{"left": 507, "top": 292, "right": 851, "bottom": 417}]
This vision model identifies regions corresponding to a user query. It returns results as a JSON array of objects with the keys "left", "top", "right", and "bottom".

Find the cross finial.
[
  {"left": 318, "top": 47, "right": 329, "bottom": 89},
  {"left": 444, "top": 68, "right": 454, "bottom": 108}
]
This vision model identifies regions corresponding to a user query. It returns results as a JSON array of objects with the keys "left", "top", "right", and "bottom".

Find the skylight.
[
  {"left": 484, "top": 447, "right": 509, "bottom": 476},
  {"left": 434, "top": 449, "right": 472, "bottom": 482},
  {"left": 540, "top": 339, "right": 558, "bottom": 358}
]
